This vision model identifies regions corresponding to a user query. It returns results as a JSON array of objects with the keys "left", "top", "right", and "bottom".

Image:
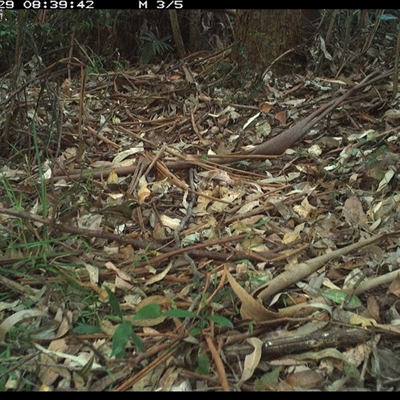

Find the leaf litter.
[{"left": 1, "top": 34, "right": 400, "bottom": 393}]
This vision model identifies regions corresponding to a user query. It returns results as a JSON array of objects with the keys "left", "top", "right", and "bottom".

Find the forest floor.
[{"left": 1, "top": 47, "right": 400, "bottom": 391}]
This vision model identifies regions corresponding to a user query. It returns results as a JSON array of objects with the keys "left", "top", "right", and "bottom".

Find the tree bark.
[{"left": 233, "top": 9, "right": 319, "bottom": 75}]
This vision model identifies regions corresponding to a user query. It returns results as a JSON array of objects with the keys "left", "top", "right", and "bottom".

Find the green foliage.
[
  {"left": 320, "top": 289, "right": 362, "bottom": 309},
  {"left": 0, "top": 10, "right": 132, "bottom": 73},
  {"left": 207, "top": 314, "right": 233, "bottom": 327},
  {"left": 107, "top": 299, "right": 234, "bottom": 359},
  {"left": 209, "top": 61, "right": 236, "bottom": 86},
  {"left": 73, "top": 325, "right": 103, "bottom": 335},
  {"left": 376, "top": 12, "right": 399, "bottom": 34},
  {"left": 196, "top": 352, "right": 210, "bottom": 375},
  {"left": 106, "top": 287, "right": 145, "bottom": 358},
  {"left": 131, "top": 243, "right": 152, "bottom": 268},
  {"left": 0, "top": 178, "right": 31, "bottom": 252},
  {"left": 104, "top": 286, "right": 123, "bottom": 321},
  {"left": 140, "top": 31, "right": 173, "bottom": 64},
  {"left": 0, "top": 11, "right": 17, "bottom": 50},
  {"left": 132, "top": 303, "right": 163, "bottom": 320},
  {"left": 86, "top": 54, "right": 105, "bottom": 74},
  {"left": 0, "top": 119, "right": 63, "bottom": 266},
  {"left": 163, "top": 308, "right": 197, "bottom": 318},
  {"left": 31, "top": 122, "right": 48, "bottom": 218},
  {"left": 378, "top": 13, "right": 398, "bottom": 22},
  {"left": 0, "top": 176, "right": 23, "bottom": 209},
  {"left": 0, "top": 346, "right": 14, "bottom": 390},
  {"left": 0, "top": 366, "right": 7, "bottom": 391},
  {"left": 164, "top": 306, "right": 234, "bottom": 332},
  {"left": 110, "top": 319, "right": 144, "bottom": 358},
  {"left": 254, "top": 366, "right": 283, "bottom": 390},
  {"left": 111, "top": 321, "right": 135, "bottom": 358}
]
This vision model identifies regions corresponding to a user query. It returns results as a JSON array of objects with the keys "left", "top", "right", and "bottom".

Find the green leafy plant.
[
  {"left": 131, "top": 243, "right": 152, "bottom": 269},
  {"left": 140, "top": 31, "right": 173, "bottom": 64},
  {"left": 320, "top": 288, "right": 362, "bottom": 309},
  {"left": 104, "top": 286, "right": 144, "bottom": 358},
  {"left": 0, "top": 118, "right": 66, "bottom": 266},
  {"left": 196, "top": 352, "right": 210, "bottom": 375},
  {"left": 0, "top": 11, "right": 17, "bottom": 48},
  {"left": 140, "top": 303, "right": 234, "bottom": 337},
  {"left": 105, "top": 295, "right": 234, "bottom": 359}
]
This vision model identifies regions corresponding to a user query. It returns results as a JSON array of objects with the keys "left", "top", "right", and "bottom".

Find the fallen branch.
[
  {"left": 278, "top": 269, "right": 400, "bottom": 318},
  {"left": 247, "top": 68, "right": 394, "bottom": 156},
  {"left": 0, "top": 208, "right": 280, "bottom": 265},
  {"left": 49, "top": 69, "right": 396, "bottom": 182},
  {"left": 254, "top": 230, "right": 399, "bottom": 303},
  {"left": 163, "top": 68, "right": 395, "bottom": 168}
]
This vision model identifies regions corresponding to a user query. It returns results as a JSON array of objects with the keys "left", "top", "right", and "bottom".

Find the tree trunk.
[
  {"left": 233, "top": 9, "right": 319, "bottom": 76},
  {"left": 187, "top": 9, "right": 201, "bottom": 52}
]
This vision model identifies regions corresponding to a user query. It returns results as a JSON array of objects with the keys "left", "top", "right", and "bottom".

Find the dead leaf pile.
[{"left": 1, "top": 40, "right": 400, "bottom": 391}]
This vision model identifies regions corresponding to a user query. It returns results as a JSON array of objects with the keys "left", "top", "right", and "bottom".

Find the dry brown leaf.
[
  {"left": 145, "top": 263, "right": 173, "bottom": 286},
  {"left": 84, "top": 262, "right": 99, "bottom": 285},
  {"left": 274, "top": 110, "right": 287, "bottom": 125},
  {"left": 197, "top": 169, "right": 235, "bottom": 185},
  {"left": 105, "top": 261, "right": 132, "bottom": 282},
  {"left": 153, "top": 222, "right": 167, "bottom": 240},
  {"left": 106, "top": 170, "right": 119, "bottom": 191},
  {"left": 198, "top": 94, "right": 211, "bottom": 102},
  {"left": 342, "top": 195, "right": 368, "bottom": 227},
  {"left": 356, "top": 113, "right": 377, "bottom": 122},
  {"left": 115, "top": 275, "right": 134, "bottom": 291},
  {"left": 239, "top": 337, "right": 263, "bottom": 384},
  {"left": 377, "top": 169, "right": 395, "bottom": 193},
  {"left": 283, "top": 370, "right": 325, "bottom": 389},
  {"left": 240, "top": 235, "right": 269, "bottom": 252},
  {"left": 37, "top": 339, "right": 72, "bottom": 386},
  {"left": 225, "top": 268, "right": 278, "bottom": 321},
  {"left": 55, "top": 310, "right": 73, "bottom": 339},
  {"left": 383, "top": 109, "right": 400, "bottom": 119},
  {"left": 138, "top": 175, "right": 151, "bottom": 204},
  {"left": 158, "top": 366, "right": 182, "bottom": 391},
  {"left": 371, "top": 349, "right": 400, "bottom": 379},
  {"left": 282, "top": 223, "right": 304, "bottom": 244},
  {"left": 366, "top": 296, "right": 381, "bottom": 323},
  {"left": 61, "top": 78, "right": 72, "bottom": 97},
  {"left": 387, "top": 273, "right": 400, "bottom": 299},
  {"left": 0, "top": 309, "right": 48, "bottom": 341},
  {"left": 259, "top": 102, "right": 274, "bottom": 113}
]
